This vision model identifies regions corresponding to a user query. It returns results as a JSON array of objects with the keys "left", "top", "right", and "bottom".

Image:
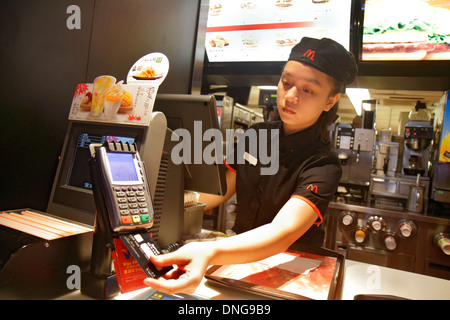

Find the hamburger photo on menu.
[{"left": 362, "top": 0, "right": 450, "bottom": 60}]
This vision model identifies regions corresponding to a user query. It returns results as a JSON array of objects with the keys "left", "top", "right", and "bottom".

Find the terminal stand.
[
  {"left": 80, "top": 144, "right": 131, "bottom": 299},
  {"left": 81, "top": 137, "right": 170, "bottom": 299},
  {"left": 80, "top": 218, "right": 119, "bottom": 299},
  {"left": 80, "top": 210, "right": 119, "bottom": 298}
]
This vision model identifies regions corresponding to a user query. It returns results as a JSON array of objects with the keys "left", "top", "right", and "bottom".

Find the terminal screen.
[{"left": 106, "top": 152, "right": 139, "bottom": 182}]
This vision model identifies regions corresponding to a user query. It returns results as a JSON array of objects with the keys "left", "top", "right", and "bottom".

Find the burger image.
[
  {"left": 362, "top": 0, "right": 450, "bottom": 61},
  {"left": 425, "top": 1, "right": 450, "bottom": 60}
]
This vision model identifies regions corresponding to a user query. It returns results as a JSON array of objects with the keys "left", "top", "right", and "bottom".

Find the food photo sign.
[
  {"left": 68, "top": 53, "right": 169, "bottom": 126},
  {"left": 205, "top": 0, "right": 352, "bottom": 62}
]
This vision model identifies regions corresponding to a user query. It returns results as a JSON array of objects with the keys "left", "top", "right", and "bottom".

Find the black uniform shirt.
[{"left": 225, "top": 120, "right": 342, "bottom": 246}]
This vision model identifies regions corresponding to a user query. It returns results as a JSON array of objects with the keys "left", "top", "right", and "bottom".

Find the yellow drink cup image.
[{"left": 90, "top": 75, "right": 116, "bottom": 116}]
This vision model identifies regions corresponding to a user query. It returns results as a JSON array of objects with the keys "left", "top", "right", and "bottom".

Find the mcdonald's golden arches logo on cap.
[{"left": 303, "top": 49, "right": 315, "bottom": 61}]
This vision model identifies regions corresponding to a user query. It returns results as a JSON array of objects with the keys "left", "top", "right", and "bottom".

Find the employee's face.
[{"left": 277, "top": 61, "right": 340, "bottom": 135}]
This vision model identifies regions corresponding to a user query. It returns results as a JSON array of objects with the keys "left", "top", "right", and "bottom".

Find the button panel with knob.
[
  {"left": 329, "top": 207, "right": 450, "bottom": 279},
  {"left": 339, "top": 211, "right": 357, "bottom": 227},
  {"left": 383, "top": 232, "right": 397, "bottom": 251},
  {"left": 354, "top": 228, "right": 368, "bottom": 244},
  {"left": 336, "top": 211, "right": 425, "bottom": 251},
  {"left": 434, "top": 233, "right": 450, "bottom": 256},
  {"left": 397, "top": 219, "right": 416, "bottom": 238},
  {"left": 367, "top": 216, "right": 385, "bottom": 233}
]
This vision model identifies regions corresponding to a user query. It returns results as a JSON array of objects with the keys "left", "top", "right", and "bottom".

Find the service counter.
[
  {"left": 56, "top": 258, "right": 450, "bottom": 300},
  {"left": 2, "top": 210, "right": 449, "bottom": 300}
]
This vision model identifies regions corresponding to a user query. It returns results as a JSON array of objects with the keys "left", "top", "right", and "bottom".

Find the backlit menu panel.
[{"left": 205, "top": 0, "right": 352, "bottom": 62}]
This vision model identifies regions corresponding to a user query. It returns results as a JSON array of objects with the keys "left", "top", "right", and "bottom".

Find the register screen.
[{"left": 106, "top": 152, "right": 139, "bottom": 182}]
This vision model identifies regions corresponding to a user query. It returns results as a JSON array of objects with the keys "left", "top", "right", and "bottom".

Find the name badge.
[{"left": 244, "top": 152, "right": 258, "bottom": 166}]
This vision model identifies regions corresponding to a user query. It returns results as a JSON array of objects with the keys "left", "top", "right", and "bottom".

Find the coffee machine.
[
  {"left": 402, "top": 102, "right": 433, "bottom": 177},
  {"left": 334, "top": 124, "right": 375, "bottom": 187}
]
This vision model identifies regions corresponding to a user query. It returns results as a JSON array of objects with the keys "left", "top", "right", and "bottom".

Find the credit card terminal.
[{"left": 89, "top": 141, "right": 155, "bottom": 233}]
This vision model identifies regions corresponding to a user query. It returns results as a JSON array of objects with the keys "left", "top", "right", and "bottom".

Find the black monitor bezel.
[
  {"left": 351, "top": 0, "right": 450, "bottom": 78},
  {"left": 48, "top": 121, "right": 146, "bottom": 224},
  {"left": 153, "top": 93, "right": 227, "bottom": 196}
]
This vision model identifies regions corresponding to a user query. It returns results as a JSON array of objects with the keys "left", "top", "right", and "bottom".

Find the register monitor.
[
  {"left": 47, "top": 94, "right": 226, "bottom": 247},
  {"left": 153, "top": 93, "right": 227, "bottom": 197},
  {"left": 47, "top": 121, "right": 150, "bottom": 225}
]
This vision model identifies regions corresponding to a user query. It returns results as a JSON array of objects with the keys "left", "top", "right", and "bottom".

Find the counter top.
[
  {"left": 189, "top": 259, "right": 450, "bottom": 300},
  {"left": 58, "top": 258, "right": 450, "bottom": 300},
  {"left": 340, "top": 260, "right": 450, "bottom": 300}
]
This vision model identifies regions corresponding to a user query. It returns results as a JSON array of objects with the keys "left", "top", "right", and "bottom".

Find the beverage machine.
[
  {"left": 402, "top": 101, "right": 433, "bottom": 177},
  {"left": 326, "top": 99, "right": 450, "bottom": 280},
  {"left": 333, "top": 101, "right": 377, "bottom": 204},
  {"left": 368, "top": 101, "right": 432, "bottom": 213},
  {"left": 334, "top": 123, "right": 375, "bottom": 202}
]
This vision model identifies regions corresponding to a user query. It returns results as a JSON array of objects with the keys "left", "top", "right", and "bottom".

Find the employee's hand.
[{"left": 143, "top": 241, "right": 211, "bottom": 295}]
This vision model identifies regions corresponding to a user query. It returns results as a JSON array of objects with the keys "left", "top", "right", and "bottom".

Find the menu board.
[
  {"left": 205, "top": 0, "right": 352, "bottom": 62},
  {"left": 362, "top": 0, "right": 450, "bottom": 61}
]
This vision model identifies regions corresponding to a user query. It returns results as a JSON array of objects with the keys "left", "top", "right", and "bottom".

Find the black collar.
[{"left": 278, "top": 121, "right": 323, "bottom": 154}]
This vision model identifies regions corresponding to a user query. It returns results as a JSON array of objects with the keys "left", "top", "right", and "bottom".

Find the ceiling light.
[
  {"left": 257, "top": 86, "right": 278, "bottom": 90},
  {"left": 346, "top": 88, "right": 370, "bottom": 116}
]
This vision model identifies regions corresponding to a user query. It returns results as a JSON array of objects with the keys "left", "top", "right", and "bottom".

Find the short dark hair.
[{"left": 316, "top": 76, "right": 342, "bottom": 141}]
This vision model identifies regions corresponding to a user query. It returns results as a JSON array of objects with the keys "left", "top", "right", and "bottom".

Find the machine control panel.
[
  {"left": 397, "top": 220, "right": 416, "bottom": 238},
  {"left": 367, "top": 216, "right": 385, "bottom": 232},
  {"left": 335, "top": 127, "right": 354, "bottom": 150},
  {"left": 340, "top": 211, "right": 357, "bottom": 227},
  {"left": 434, "top": 233, "right": 450, "bottom": 256},
  {"left": 328, "top": 206, "right": 450, "bottom": 279},
  {"left": 337, "top": 212, "right": 418, "bottom": 252},
  {"left": 335, "top": 127, "right": 375, "bottom": 152},
  {"left": 353, "top": 128, "right": 376, "bottom": 152},
  {"left": 404, "top": 126, "right": 433, "bottom": 139},
  {"left": 383, "top": 233, "right": 397, "bottom": 251},
  {"left": 354, "top": 228, "right": 368, "bottom": 244}
]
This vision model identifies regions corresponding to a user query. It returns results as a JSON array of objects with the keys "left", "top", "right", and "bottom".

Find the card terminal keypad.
[{"left": 113, "top": 186, "right": 152, "bottom": 226}]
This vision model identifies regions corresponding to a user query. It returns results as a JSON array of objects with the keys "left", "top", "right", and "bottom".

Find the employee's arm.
[
  {"left": 209, "top": 197, "right": 318, "bottom": 265},
  {"left": 198, "top": 169, "right": 236, "bottom": 210},
  {"left": 143, "top": 196, "right": 318, "bottom": 294}
]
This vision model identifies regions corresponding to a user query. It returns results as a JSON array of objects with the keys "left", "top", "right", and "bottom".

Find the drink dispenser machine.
[
  {"left": 335, "top": 124, "right": 375, "bottom": 187},
  {"left": 402, "top": 101, "right": 433, "bottom": 177}
]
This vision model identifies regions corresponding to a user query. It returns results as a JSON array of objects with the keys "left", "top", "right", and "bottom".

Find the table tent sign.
[{"left": 68, "top": 53, "right": 169, "bottom": 126}]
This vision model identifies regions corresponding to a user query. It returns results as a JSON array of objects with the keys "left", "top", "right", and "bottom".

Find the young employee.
[{"left": 144, "top": 37, "right": 358, "bottom": 294}]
